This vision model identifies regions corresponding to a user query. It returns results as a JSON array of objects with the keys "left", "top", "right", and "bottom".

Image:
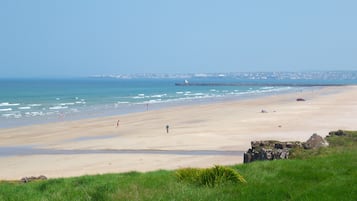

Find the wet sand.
[{"left": 0, "top": 86, "right": 356, "bottom": 180}]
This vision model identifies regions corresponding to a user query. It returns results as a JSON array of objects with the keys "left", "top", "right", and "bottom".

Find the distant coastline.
[
  {"left": 89, "top": 71, "right": 357, "bottom": 81},
  {"left": 174, "top": 82, "right": 348, "bottom": 87}
]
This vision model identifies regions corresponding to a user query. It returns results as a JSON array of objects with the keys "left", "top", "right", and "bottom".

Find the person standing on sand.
[
  {"left": 166, "top": 125, "right": 169, "bottom": 133},
  {"left": 116, "top": 120, "right": 120, "bottom": 127}
]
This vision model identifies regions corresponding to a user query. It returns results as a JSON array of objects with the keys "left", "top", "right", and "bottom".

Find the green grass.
[
  {"left": 1, "top": 131, "right": 356, "bottom": 201},
  {"left": 176, "top": 165, "right": 247, "bottom": 187}
]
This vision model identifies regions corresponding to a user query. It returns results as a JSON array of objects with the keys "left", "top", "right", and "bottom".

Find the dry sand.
[{"left": 0, "top": 86, "right": 356, "bottom": 180}]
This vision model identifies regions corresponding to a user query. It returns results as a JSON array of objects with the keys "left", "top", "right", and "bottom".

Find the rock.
[
  {"left": 243, "top": 133, "right": 339, "bottom": 163},
  {"left": 243, "top": 152, "right": 252, "bottom": 163},
  {"left": 280, "top": 148, "right": 289, "bottom": 159},
  {"left": 21, "top": 175, "right": 47, "bottom": 183},
  {"left": 262, "top": 148, "right": 273, "bottom": 160},
  {"left": 244, "top": 140, "right": 302, "bottom": 163},
  {"left": 328, "top": 130, "right": 347, "bottom": 136},
  {"left": 274, "top": 143, "right": 283, "bottom": 149},
  {"left": 296, "top": 98, "right": 306, "bottom": 101},
  {"left": 243, "top": 133, "right": 328, "bottom": 163},
  {"left": 38, "top": 175, "right": 47, "bottom": 180},
  {"left": 303, "top": 133, "right": 328, "bottom": 149}
]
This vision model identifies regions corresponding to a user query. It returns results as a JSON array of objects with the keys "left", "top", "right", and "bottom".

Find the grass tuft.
[{"left": 176, "top": 165, "right": 246, "bottom": 187}]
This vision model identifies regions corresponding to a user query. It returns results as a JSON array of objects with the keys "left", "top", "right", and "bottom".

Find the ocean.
[{"left": 1, "top": 71, "right": 356, "bottom": 128}]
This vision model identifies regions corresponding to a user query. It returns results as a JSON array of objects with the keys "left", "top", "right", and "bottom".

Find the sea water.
[{"left": 1, "top": 71, "right": 356, "bottom": 128}]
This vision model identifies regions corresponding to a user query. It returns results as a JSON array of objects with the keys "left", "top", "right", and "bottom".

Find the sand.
[{"left": 0, "top": 86, "right": 356, "bottom": 180}]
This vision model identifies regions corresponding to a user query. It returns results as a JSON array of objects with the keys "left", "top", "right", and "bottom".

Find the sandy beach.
[{"left": 0, "top": 86, "right": 356, "bottom": 180}]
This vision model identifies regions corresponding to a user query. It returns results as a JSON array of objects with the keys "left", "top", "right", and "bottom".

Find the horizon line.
[{"left": 1, "top": 70, "right": 357, "bottom": 79}]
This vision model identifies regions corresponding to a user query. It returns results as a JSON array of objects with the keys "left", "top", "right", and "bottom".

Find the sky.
[{"left": 0, "top": 0, "right": 356, "bottom": 77}]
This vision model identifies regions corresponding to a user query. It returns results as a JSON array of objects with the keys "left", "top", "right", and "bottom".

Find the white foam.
[
  {"left": 49, "top": 106, "right": 68, "bottom": 110},
  {"left": 28, "top": 104, "right": 42, "bottom": 107},
  {"left": 261, "top": 87, "right": 274, "bottom": 90},
  {"left": 18, "top": 107, "right": 31, "bottom": 110},
  {"left": 193, "top": 93, "right": 205, "bottom": 96},
  {"left": 0, "top": 102, "right": 9, "bottom": 107},
  {"left": 133, "top": 96, "right": 145, "bottom": 99},
  {"left": 25, "top": 112, "right": 44, "bottom": 116},
  {"left": 60, "top": 102, "right": 75, "bottom": 106},
  {"left": 0, "top": 108, "right": 12, "bottom": 112},
  {"left": 184, "top": 92, "right": 195, "bottom": 96},
  {"left": 1, "top": 113, "right": 21, "bottom": 118},
  {"left": 151, "top": 94, "right": 167, "bottom": 98},
  {"left": 117, "top": 101, "right": 129, "bottom": 104},
  {"left": 144, "top": 99, "right": 163, "bottom": 104},
  {"left": 194, "top": 73, "right": 208, "bottom": 77},
  {"left": 0, "top": 102, "right": 20, "bottom": 107},
  {"left": 257, "top": 87, "right": 292, "bottom": 93},
  {"left": 184, "top": 92, "right": 206, "bottom": 96},
  {"left": 2, "top": 113, "right": 12, "bottom": 118}
]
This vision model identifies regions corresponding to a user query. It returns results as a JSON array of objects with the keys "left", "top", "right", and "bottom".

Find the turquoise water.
[{"left": 1, "top": 72, "right": 356, "bottom": 128}]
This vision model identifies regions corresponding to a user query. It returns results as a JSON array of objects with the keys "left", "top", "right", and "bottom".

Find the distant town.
[{"left": 90, "top": 71, "right": 357, "bottom": 81}]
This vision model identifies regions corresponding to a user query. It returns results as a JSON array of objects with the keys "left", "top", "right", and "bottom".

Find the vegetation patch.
[
  {"left": 290, "top": 130, "right": 357, "bottom": 159},
  {"left": 326, "top": 130, "right": 357, "bottom": 147},
  {"left": 176, "top": 165, "right": 246, "bottom": 187}
]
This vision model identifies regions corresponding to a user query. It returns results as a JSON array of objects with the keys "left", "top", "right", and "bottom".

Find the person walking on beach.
[
  {"left": 116, "top": 120, "right": 120, "bottom": 127},
  {"left": 166, "top": 125, "right": 169, "bottom": 134}
]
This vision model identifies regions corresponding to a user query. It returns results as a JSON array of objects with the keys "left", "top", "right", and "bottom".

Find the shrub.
[
  {"left": 175, "top": 167, "right": 200, "bottom": 184},
  {"left": 176, "top": 165, "right": 246, "bottom": 187},
  {"left": 326, "top": 130, "right": 357, "bottom": 147}
]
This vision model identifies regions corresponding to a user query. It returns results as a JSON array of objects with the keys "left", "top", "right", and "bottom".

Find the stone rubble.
[{"left": 244, "top": 133, "right": 327, "bottom": 163}]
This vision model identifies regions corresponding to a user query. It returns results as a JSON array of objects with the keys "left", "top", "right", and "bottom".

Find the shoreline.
[
  {"left": 0, "top": 85, "right": 356, "bottom": 180},
  {"left": 0, "top": 85, "right": 300, "bottom": 129}
]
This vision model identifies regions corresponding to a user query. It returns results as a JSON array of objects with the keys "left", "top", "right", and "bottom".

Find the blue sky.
[{"left": 1, "top": 0, "right": 356, "bottom": 77}]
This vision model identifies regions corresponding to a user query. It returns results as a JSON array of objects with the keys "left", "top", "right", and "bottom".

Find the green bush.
[
  {"left": 175, "top": 167, "right": 200, "bottom": 184},
  {"left": 326, "top": 130, "right": 357, "bottom": 147},
  {"left": 176, "top": 165, "right": 246, "bottom": 187}
]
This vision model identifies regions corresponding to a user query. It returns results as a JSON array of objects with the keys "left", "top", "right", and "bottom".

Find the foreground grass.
[{"left": 1, "top": 131, "right": 356, "bottom": 201}]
